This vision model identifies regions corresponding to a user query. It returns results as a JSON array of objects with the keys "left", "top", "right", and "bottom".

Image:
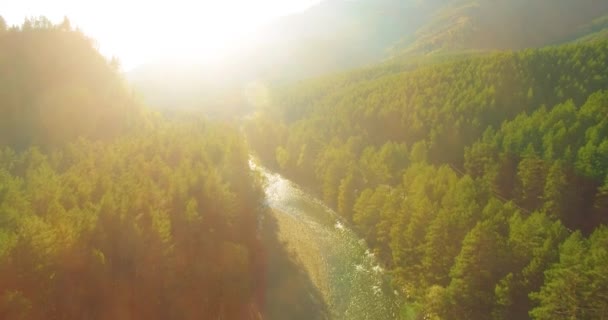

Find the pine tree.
[
  {"left": 445, "top": 219, "right": 508, "bottom": 320},
  {"left": 530, "top": 232, "right": 588, "bottom": 320},
  {"left": 516, "top": 145, "right": 547, "bottom": 210},
  {"left": 542, "top": 161, "right": 568, "bottom": 219}
]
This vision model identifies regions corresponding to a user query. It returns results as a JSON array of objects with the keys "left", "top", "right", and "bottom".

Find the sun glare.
[{"left": 4, "top": 0, "right": 321, "bottom": 69}]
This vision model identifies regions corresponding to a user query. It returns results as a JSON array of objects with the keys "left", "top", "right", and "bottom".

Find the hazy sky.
[{"left": 4, "top": 0, "right": 322, "bottom": 69}]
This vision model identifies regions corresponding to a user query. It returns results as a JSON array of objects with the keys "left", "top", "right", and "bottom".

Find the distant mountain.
[
  {"left": 130, "top": 0, "right": 438, "bottom": 84},
  {"left": 244, "top": 0, "right": 440, "bottom": 81},
  {"left": 128, "top": 0, "right": 440, "bottom": 110},
  {"left": 129, "top": 0, "right": 608, "bottom": 110},
  {"left": 392, "top": 0, "right": 608, "bottom": 56},
  {"left": 567, "top": 14, "right": 608, "bottom": 43},
  {"left": 246, "top": 0, "right": 608, "bottom": 79}
]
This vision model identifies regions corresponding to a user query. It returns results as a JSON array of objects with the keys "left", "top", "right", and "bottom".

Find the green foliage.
[
  {"left": 445, "top": 219, "right": 509, "bottom": 320},
  {"left": 466, "top": 90, "right": 608, "bottom": 230},
  {"left": 0, "top": 18, "right": 144, "bottom": 150},
  {"left": 530, "top": 227, "right": 608, "bottom": 319},
  {"left": 0, "top": 122, "right": 266, "bottom": 320},
  {"left": 262, "top": 41, "right": 608, "bottom": 174},
  {"left": 493, "top": 212, "right": 568, "bottom": 319},
  {"left": 0, "top": 19, "right": 266, "bottom": 319},
  {"left": 247, "top": 40, "right": 608, "bottom": 319}
]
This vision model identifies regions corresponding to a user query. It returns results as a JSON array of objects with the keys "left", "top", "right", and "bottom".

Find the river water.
[{"left": 253, "top": 161, "right": 401, "bottom": 320}]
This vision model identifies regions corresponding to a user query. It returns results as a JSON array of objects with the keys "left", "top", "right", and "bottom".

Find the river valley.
[{"left": 254, "top": 162, "right": 401, "bottom": 320}]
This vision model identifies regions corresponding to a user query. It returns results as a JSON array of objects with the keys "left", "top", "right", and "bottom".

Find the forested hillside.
[
  {"left": 246, "top": 40, "right": 608, "bottom": 319},
  {"left": 0, "top": 17, "right": 144, "bottom": 150},
  {"left": 0, "top": 18, "right": 267, "bottom": 319}
]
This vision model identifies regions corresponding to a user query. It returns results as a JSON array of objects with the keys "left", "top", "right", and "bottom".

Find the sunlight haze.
[
  {"left": 4, "top": 0, "right": 322, "bottom": 69},
  {"left": 3, "top": 0, "right": 608, "bottom": 319}
]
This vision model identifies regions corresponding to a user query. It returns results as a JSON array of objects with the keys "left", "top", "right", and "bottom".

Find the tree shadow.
[{"left": 257, "top": 208, "right": 330, "bottom": 320}]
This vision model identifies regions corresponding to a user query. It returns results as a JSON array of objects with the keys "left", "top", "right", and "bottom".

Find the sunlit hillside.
[
  {"left": 0, "top": 18, "right": 267, "bottom": 320},
  {"left": 2, "top": 1, "right": 608, "bottom": 319},
  {"left": 0, "top": 17, "right": 142, "bottom": 149}
]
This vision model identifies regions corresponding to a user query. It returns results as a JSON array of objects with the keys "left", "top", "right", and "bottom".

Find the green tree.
[
  {"left": 445, "top": 219, "right": 508, "bottom": 320},
  {"left": 422, "top": 175, "right": 482, "bottom": 287},
  {"left": 493, "top": 212, "right": 567, "bottom": 319},
  {"left": 516, "top": 145, "right": 547, "bottom": 210},
  {"left": 410, "top": 140, "right": 428, "bottom": 164},
  {"left": 353, "top": 186, "right": 390, "bottom": 245},
  {"left": 530, "top": 227, "right": 608, "bottom": 319},
  {"left": 542, "top": 161, "right": 569, "bottom": 219}
]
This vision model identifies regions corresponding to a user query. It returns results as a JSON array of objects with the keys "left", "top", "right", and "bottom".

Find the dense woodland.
[
  {"left": 246, "top": 40, "right": 608, "bottom": 319},
  {"left": 3, "top": 9, "right": 608, "bottom": 320},
  {"left": 0, "top": 18, "right": 267, "bottom": 319}
]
